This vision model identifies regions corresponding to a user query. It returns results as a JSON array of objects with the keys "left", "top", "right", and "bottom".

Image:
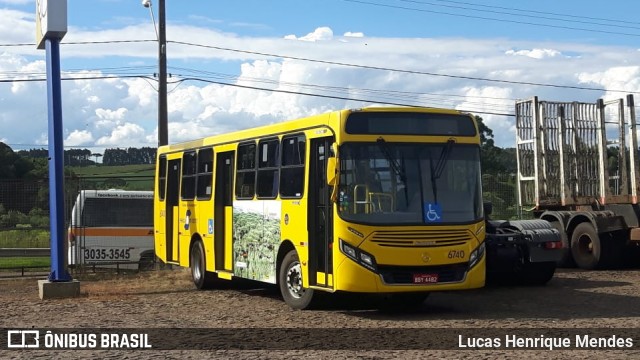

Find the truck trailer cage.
[{"left": 515, "top": 94, "right": 640, "bottom": 269}]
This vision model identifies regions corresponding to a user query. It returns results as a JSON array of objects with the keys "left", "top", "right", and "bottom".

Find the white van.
[{"left": 67, "top": 189, "right": 155, "bottom": 271}]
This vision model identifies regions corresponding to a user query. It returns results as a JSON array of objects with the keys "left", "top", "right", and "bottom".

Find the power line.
[
  {"left": 422, "top": 0, "right": 640, "bottom": 26},
  {"left": 177, "top": 76, "right": 515, "bottom": 117},
  {"left": 396, "top": 0, "right": 640, "bottom": 30},
  {"left": 169, "top": 66, "right": 514, "bottom": 112},
  {"left": 0, "top": 39, "right": 156, "bottom": 47},
  {"left": 0, "top": 74, "right": 155, "bottom": 83},
  {"left": 2, "top": 37, "right": 636, "bottom": 95},
  {"left": 170, "top": 40, "right": 640, "bottom": 95},
  {"left": 0, "top": 66, "right": 514, "bottom": 115},
  {"left": 341, "top": 0, "right": 640, "bottom": 38}
]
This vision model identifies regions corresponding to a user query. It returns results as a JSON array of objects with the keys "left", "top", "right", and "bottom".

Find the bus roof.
[{"left": 157, "top": 106, "right": 470, "bottom": 154}]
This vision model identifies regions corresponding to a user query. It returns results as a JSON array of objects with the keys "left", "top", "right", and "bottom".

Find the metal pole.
[
  {"left": 45, "top": 38, "right": 72, "bottom": 282},
  {"left": 158, "top": 0, "right": 168, "bottom": 146}
]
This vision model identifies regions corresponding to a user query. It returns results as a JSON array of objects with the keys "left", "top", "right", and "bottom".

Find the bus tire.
[
  {"left": 279, "top": 250, "right": 315, "bottom": 310},
  {"left": 570, "top": 222, "right": 601, "bottom": 270},
  {"left": 190, "top": 240, "right": 218, "bottom": 289}
]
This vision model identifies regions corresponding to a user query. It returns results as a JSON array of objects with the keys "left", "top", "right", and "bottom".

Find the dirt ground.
[{"left": 1, "top": 267, "right": 640, "bottom": 359}]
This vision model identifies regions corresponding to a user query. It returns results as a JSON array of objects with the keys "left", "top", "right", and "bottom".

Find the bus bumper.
[{"left": 333, "top": 254, "right": 485, "bottom": 293}]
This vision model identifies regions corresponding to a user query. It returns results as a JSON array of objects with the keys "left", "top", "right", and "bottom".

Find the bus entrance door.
[
  {"left": 165, "top": 158, "right": 181, "bottom": 263},
  {"left": 214, "top": 151, "right": 234, "bottom": 272},
  {"left": 308, "top": 136, "right": 334, "bottom": 288}
]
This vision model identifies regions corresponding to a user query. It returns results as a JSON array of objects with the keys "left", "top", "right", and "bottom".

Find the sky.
[{"left": 1, "top": 0, "right": 640, "bottom": 154}]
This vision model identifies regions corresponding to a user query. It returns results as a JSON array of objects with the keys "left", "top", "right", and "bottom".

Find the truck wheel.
[
  {"left": 279, "top": 250, "right": 316, "bottom": 310},
  {"left": 570, "top": 222, "right": 601, "bottom": 270},
  {"left": 522, "top": 262, "right": 556, "bottom": 285},
  {"left": 550, "top": 221, "right": 574, "bottom": 268},
  {"left": 190, "top": 240, "right": 218, "bottom": 289}
]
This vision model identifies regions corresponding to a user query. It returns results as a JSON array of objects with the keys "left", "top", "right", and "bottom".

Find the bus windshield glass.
[
  {"left": 81, "top": 198, "right": 154, "bottom": 227},
  {"left": 337, "top": 142, "right": 482, "bottom": 224}
]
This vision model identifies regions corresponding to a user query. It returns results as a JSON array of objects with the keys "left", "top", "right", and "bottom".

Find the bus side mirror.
[
  {"left": 483, "top": 201, "right": 493, "bottom": 216},
  {"left": 327, "top": 157, "right": 337, "bottom": 186}
]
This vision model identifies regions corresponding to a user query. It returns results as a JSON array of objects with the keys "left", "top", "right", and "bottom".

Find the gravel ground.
[{"left": 1, "top": 267, "right": 640, "bottom": 359}]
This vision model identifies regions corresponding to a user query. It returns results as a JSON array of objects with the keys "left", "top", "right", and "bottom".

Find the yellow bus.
[{"left": 154, "top": 107, "right": 485, "bottom": 309}]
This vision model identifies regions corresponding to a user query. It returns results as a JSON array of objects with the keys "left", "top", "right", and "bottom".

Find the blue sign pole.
[{"left": 46, "top": 37, "right": 71, "bottom": 282}]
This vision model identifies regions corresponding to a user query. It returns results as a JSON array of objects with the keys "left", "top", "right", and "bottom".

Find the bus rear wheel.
[
  {"left": 279, "top": 250, "right": 315, "bottom": 310},
  {"left": 190, "top": 240, "right": 218, "bottom": 289}
]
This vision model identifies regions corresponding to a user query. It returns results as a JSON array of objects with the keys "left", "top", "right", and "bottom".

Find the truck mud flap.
[{"left": 524, "top": 228, "right": 563, "bottom": 263}]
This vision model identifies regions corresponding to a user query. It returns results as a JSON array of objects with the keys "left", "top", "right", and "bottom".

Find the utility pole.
[
  {"left": 142, "top": 0, "right": 168, "bottom": 147},
  {"left": 158, "top": 0, "right": 168, "bottom": 146}
]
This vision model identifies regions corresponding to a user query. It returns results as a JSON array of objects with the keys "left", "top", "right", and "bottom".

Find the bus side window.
[
  {"left": 236, "top": 142, "right": 256, "bottom": 199},
  {"left": 280, "top": 134, "right": 305, "bottom": 198},
  {"left": 158, "top": 155, "right": 167, "bottom": 201},
  {"left": 256, "top": 138, "right": 279, "bottom": 199},
  {"left": 181, "top": 151, "right": 197, "bottom": 200},
  {"left": 196, "top": 147, "right": 214, "bottom": 199}
]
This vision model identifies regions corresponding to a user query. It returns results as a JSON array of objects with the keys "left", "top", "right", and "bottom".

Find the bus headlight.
[
  {"left": 340, "top": 239, "right": 377, "bottom": 272},
  {"left": 469, "top": 242, "right": 485, "bottom": 269}
]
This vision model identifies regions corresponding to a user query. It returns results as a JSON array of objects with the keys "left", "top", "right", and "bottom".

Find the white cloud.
[
  {"left": 577, "top": 66, "right": 640, "bottom": 99},
  {"left": 95, "top": 107, "right": 128, "bottom": 121},
  {"left": 285, "top": 27, "right": 334, "bottom": 42},
  {"left": 65, "top": 130, "right": 94, "bottom": 146},
  {"left": 505, "top": 48, "right": 562, "bottom": 59},
  {"left": 1, "top": 9, "right": 640, "bottom": 151},
  {"left": 457, "top": 87, "right": 515, "bottom": 146},
  {"left": 96, "top": 123, "right": 148, "bottom": 146}
]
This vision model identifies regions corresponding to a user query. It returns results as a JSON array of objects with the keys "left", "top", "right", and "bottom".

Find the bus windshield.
[
  {"left": 80, "top": 197, "right": 154, "bottom": 227},
  {"left": 337, "top": 142, "right": 483, "bottom": 224}
]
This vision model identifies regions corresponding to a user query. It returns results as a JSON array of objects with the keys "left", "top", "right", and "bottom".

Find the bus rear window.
[
  {"left": 345, "top": 112, "right": 477, "bottom": 136},
  {"left": 81, "top": 198, "right": 153, "bottom": 227}
]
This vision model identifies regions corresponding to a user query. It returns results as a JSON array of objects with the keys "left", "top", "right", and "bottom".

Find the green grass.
[
  {"left": 0, "top": 257, "right": 50, "bottom": 269},
  {"left": 69, "top": 164, "right": 155, "bottom": 177},
  {"left": 68, "top": 165, "right": 155, "bottom": 191},
  {"left": 0, "top": 229, "right": 50, "bottom": 248}
]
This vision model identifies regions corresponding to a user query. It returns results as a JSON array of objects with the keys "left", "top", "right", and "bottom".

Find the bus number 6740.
[{"left": 448, "top": 250, "right": 465, "bottom": 259}]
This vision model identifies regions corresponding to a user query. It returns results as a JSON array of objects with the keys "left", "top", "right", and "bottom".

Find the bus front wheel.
[
  {"left": 190, "top": 240, "right": 218, "bottom": 289},
  {"left": 279, "top": 250, "right": 315, "bottom": 310}
]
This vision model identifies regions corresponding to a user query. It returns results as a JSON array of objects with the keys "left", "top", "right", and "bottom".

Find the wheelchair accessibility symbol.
[{"left": 423, "top": 202, "right": 442, "bottom": 223}]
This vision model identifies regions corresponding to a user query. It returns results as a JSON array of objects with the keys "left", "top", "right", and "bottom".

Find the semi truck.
[{"left": 515, "top": 94, "right": 640, "bottom": 269}]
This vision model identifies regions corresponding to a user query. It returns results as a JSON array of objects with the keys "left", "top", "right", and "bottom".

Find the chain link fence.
[
  {"left": 481, "top": 173, "right": 533, "bottom": 220},
  {"left": 1, "top": 173, "right": 526, "bottom": 276},
  {"left": 0, "top": 176, "right": 154, "bottom": 276}
]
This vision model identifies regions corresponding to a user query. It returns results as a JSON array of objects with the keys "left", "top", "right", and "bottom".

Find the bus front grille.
[{"left": 370, "top": 229, "right": 472, "bottom": 248}]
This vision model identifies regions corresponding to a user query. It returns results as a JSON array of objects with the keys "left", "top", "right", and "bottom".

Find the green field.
[
  {"left": 0, "top": 229, "right": 50, "bottom": 248},
  {"left": 69, "top": 164, "right": 155, "bottom": 191},
  {"left": 69, "top": 164, "right": 155, "bottom": 177},
  {"left": 0, "top": 256, "right": 50, "bottom": 270}
]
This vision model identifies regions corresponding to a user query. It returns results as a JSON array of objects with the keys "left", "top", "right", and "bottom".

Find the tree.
[
  {"left": 102, "top": 147, "right": 157, "bottom": 165},
  {"left": 0, "top": 142, "right": 34, "bottom": 179},
  {"left": 475, "top": 116, "right": 516, "bottom": 175}
]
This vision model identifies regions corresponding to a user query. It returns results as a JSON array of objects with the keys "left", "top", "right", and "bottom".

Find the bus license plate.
[{"left": 413, "top": 273, "right": 438, "bottom": 284}]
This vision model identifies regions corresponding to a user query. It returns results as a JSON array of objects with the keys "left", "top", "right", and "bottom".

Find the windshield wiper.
[
  {"left": 376, "top": 137, "right": 406, "bottom": 184},
  {"left": 376, "top": 137, "right": 408, "bottom": 205},
  {"left": 429, "top": 139, "right": 455, "bottom": 204}
]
